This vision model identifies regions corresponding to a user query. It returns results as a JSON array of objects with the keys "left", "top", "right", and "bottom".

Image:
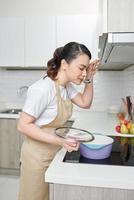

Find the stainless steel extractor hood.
[{"left": 98, "top": 33, "right": 134, "bottom": 70}]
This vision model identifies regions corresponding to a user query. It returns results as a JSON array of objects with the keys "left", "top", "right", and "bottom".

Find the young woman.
[{"left": 17, "top": 42, "right": 100, "bottom": 200}]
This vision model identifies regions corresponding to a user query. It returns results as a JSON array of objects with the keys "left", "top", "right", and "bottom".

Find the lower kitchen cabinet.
[
  {"left": 0, "top": 118, "right": 24, "bottom": 175},
  {"left": 49, "top": 184, "right": 134, "bottom": 200}
]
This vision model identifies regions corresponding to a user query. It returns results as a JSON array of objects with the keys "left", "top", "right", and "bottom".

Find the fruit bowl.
[
  {"left": 115, "top": 113, "right": 134, "bottom": 135},
  {"left": 115, "top": 132, "right": 134, "bottom": 137},
  {"left": 115, "top": 113, "right": 134, "bottom": 145}
]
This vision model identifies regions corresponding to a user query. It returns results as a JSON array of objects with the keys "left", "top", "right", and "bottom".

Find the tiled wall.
[
  {"left": 74, "top": 70, "right": 123, "bottom": 112},
  {"left": 0, "top": 66, "right": 134, "bottom": 111},
  {"left": 0, "top": 68, "right": 45, "bottom": 108}
]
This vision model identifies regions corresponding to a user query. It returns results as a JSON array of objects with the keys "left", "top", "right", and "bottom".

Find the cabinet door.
[
  {"left": 108, "top": 0, "right": 134, "bottom": 32},
  {"left": 0, "top": 18, "right": 24, "bottom": 66},
  {"left": 52, "top": 184, "right": 134, "bottom": 200},
  {"left": 0, "top": 119, "right": 20, "bottom": 169},
  {"left": 57, "top": 15, "right": 99, "bottom": 58},
  {"left": 25, "top": 16, "right": 56, "bottom": 67}
]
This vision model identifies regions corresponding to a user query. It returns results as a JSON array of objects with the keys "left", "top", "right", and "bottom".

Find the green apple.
[{"left": 120, "top": 124, "right": 129, "bottom": 134}]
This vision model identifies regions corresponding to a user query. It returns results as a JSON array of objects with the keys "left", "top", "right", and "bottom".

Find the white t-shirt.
[{"left": 23, "top": 76, "right": 78, "bottom": 126}]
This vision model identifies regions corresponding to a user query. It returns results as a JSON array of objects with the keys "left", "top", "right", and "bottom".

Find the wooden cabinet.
[
  {"left": 57, "top": 15, "right": 99, "bottom": 58},
  {"left": 0, "top": 14, "right": 98, "bottom": 67},
  {"left": 25, "top": 16, "right": 56, "bottom": 67},
  {"left": 50, "top": 184, "right": 134, "bottom": 200},
  {"left": 0, "top": 16, "right": 56, "bottom": 67},
  {"left": 0, "top": 119, "right": 24, "bottom": 175},
  {"left": 0, "top": 18, "right": 24, "bottom": 67},
  {"left": 100, "top": 0, "right": 134, "bottom": 33}
]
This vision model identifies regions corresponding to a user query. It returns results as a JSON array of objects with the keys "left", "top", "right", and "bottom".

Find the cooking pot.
[{"left": 80, "top": 134, "right": 114, "bottom": 159}]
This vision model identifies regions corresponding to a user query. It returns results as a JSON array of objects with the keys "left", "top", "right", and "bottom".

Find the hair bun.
[{"left": 53, "top": 47, "right": 64, "bottom": 60}]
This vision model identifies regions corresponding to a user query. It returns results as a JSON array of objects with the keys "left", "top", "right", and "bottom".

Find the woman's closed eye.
[
  {"left": 79, "top": 67, "right": 86, "bottom": 71},
  {"left": 80, "top": 68, "right": 84, "bottom": 71},
  {"left": 79, "top": 64, "right": 88, "bottom": 71}
]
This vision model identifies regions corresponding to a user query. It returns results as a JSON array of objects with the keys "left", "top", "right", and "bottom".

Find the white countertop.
[
  {"left": 45, "top": 111, "right": 134, "bottom": 190},
  {"left": 0, "top": 113, "right": 20, "bottom": 119},
  {"left": 45, "top": 148, "right": 134, "bottom": 190}
]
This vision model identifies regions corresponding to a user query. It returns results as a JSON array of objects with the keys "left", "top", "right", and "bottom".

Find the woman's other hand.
[
  {"left": 61, "top": 138, "right": 80, "bottom": 152},
  {"left": 86, "top": 58, "right": 101, "bottom": 80}
]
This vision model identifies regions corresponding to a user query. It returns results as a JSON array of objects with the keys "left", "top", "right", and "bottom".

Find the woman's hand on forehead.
[{"left": 86, "top": 58, "right": 101, "bottom": 78}]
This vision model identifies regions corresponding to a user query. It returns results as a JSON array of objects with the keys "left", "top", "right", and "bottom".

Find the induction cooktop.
[{"left": 63, "top": 138, "right": 134, "bottom": 167}]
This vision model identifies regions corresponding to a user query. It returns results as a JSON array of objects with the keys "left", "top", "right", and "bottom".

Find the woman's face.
[{"left": 65, "top": 54, "right": 90, "bottom": 85}]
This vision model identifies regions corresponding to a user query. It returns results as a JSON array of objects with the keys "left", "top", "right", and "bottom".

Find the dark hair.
[{"left": 47, "top": 42, "right": 92, "bottom": 80}]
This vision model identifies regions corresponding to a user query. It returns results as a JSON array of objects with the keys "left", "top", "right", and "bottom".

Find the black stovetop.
[{"left": 63, "top": 146, "right": 134, "bottom": 167}]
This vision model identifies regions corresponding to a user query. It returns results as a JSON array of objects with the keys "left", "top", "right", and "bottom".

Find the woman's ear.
[{"left": 61, "top": 59, "right": 68, "bottom": 70}]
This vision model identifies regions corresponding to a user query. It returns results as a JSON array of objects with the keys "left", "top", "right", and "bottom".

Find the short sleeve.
[
  {"left": 66, "top": 83, "right": 79, "bottom": 99},
  {"left": 23, "top": 87, "right": 49, "bottom": 118}
]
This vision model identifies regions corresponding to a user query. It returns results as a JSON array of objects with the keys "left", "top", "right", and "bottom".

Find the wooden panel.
[
  {"left": 52, "top": 184, "right": 134, "bottom": 200},
  {"left": 0, "top": 119, "right": 20, "bottom": 169}
]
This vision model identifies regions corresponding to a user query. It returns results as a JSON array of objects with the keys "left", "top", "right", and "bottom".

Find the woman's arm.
[
  {"left": 71, "top": 83, "right": 93, "bottom": 109},
  {"left": 17, "top": 112, "right": 79, "bottom": 152},
  {"left": 71, "top": 59, "right": 100, "bottom": 109}
]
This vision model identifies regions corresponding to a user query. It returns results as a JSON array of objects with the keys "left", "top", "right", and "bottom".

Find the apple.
[
  {"left": 127, "top": 122, "right": 132, "bottom": 130},
  {"left": 123, "top": 120, "right": 129, "bottom": 125},
  {"left": 115, "top": 125, "right": 121, "bottom": 133},
  {"left": 120, "top": 124, "right": 129, "bottom": 134}
]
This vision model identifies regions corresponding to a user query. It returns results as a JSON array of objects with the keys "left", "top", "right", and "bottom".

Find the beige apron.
[{"left": 18, "top": 81, "right": 73, "bottom": 200}]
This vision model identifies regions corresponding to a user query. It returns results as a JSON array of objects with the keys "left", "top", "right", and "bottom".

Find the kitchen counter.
[
  {"left": 0, "top": 108, "right": 21, "bottom": 119},
  {"left": 45, "top": 111, "right": 134, "bottom": 190},
  {"left": 0, "top": 113, "right": 20, "bottom": 119},
  {"left": 46, "top": 148, "right": 134, "bottom": 190}
]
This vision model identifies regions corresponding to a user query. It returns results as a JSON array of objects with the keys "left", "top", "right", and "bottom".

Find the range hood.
[{"left": 98, "top": 33, "right": 134, "bottom": 70}]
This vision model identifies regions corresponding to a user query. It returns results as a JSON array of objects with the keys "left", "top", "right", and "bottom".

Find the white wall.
[
  {"left": 0, "top": 0, "right": 99, "bottom": 16},
  {"left": 0, "top": 68, "right": 123, "bottom": 110},
  {"left": 0, "top": 68, "right": 44, "bottom": 108},
  {"left": 0, "top": 66, "right": 134, "bottom": 111},
  {"left": 0, "top": 0, "right": 133, "bottom": 112}
]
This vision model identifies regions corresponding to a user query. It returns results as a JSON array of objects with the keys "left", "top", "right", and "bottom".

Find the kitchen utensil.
[
  {"left": 126, "top": 96, "right": 133, "bottom": 121},
  {"left": 79, "top": 134, "right": 114, "bottom": 159},
  {"left": 130, "top": 96, "right": 134, "bottom": 121},
  {"left": 55, "top": 127, "right": 94, "bottom": 142},
  {"left": 121, "top": 98, "right": 129, "bottom": 116}
]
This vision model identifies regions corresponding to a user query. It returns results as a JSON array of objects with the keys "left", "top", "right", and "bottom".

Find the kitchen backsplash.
[{"left": 0, "top": 66, "right": 134, "bottom": 112}]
